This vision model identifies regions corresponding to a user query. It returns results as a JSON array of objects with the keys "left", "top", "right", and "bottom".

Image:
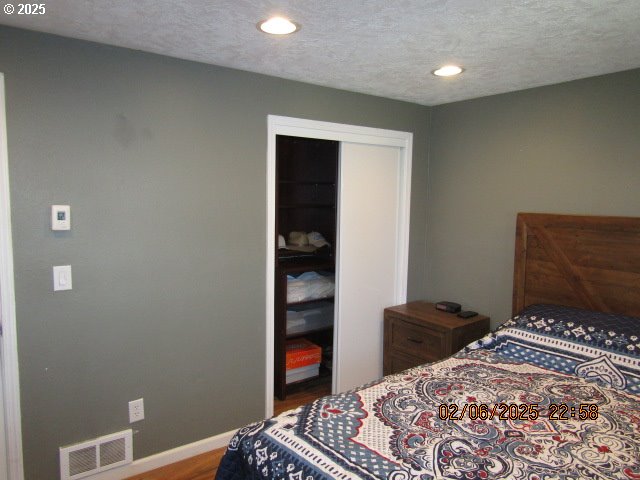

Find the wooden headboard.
[{"left": 513, "top": 213, "right": 640, "bottom": 318}]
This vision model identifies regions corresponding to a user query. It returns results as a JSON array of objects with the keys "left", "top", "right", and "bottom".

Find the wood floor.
[
  {"left": 274, "top": 374, "right": 332, "bottom": 415},
  {"left": 126, "top": 449, "right": 227, "bottom": 480},
  {"left": 126, "top": 377, "right": 331, "bottom": 480}
]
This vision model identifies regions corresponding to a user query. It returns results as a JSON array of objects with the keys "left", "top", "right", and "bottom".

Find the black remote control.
[{"left": 457, "top": 310, "right": 478, "bottom": 319}]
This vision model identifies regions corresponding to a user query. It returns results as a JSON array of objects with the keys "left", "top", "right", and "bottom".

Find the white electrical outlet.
[{"left": 128, "top": 398, "right": 144, "bottom": 423}]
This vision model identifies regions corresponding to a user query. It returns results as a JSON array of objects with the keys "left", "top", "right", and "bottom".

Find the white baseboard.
[{"left": 88, "top": 428, "right": 236, "bottom": 480}]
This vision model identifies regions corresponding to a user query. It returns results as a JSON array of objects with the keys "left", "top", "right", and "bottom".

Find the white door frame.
[
  {"left": 265, "top": 115, "right": 412, "bottom": 417},
  {"left": 0, "top": 73, "right": 25, "bottom": 480}
]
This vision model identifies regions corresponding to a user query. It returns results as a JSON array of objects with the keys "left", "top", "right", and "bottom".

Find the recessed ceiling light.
[
  {"left": 258, "top": 16, "right": 299, "bottom": 35},
  {"left": 432, "top": 65, "right": 464, "bottom": 77}
]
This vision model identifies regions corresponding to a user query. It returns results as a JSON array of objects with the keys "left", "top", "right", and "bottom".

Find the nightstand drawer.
[
  {"left": 386, "top": 351, "right": 427, "bottom": 374},
  {"left": 390, "top": 319, "right": 443, "bottom": 360}
]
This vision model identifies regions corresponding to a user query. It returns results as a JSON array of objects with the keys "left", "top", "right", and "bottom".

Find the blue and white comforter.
[{"left": 216, "top": 305, "right": 640, "bottom": 480}]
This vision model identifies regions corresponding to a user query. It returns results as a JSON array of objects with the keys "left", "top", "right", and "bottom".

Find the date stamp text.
[{"left": 438, "top": 403, "right": 599, "bottom": 421}]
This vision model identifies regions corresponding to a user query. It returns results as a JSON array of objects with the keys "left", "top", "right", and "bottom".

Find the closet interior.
[{"left": 274, "top": 135, "right": 338, "bottom": 400}]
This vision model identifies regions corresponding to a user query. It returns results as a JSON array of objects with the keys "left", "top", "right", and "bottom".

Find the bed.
[{"left": 216, "top": 213, "right": 640, "bottom": 480}]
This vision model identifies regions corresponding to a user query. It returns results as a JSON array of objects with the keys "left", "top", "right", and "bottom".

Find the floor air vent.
[{"left": 60, "top": 429, "right": 132, "bottom": 480}]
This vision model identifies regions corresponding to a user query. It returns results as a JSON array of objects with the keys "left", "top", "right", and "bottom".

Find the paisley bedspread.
[{"left": 216, "top": 306, "right": 640, "bottom": 480}]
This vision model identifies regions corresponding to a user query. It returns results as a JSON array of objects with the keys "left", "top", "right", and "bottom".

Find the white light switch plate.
[{"left": 53, "top": 265, "right": 72, "bottom": 291}]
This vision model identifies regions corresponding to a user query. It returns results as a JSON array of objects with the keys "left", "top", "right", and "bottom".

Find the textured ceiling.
[{"left": 2, "top": 0, "right": 639, "bottom": 105}]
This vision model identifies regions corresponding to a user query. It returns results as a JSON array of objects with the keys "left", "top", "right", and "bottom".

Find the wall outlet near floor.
[{"left": 128, "top": 398, "right": 144, "bottom": 423}]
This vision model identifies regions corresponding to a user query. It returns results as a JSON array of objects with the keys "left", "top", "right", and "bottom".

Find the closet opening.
[
  {"left": 265, "top": 115, "right": 413, "bottom": 419},
  {"left": 273, "top": 135, "right": 338, "bottom": 410}
]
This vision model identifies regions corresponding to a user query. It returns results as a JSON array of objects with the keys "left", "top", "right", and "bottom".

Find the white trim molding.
[
  {"left": 0, "top": 73, "right": 25, "bottom": 480},
  {"left": 265, "top": 115, "right": 413, "bottom": 418}
]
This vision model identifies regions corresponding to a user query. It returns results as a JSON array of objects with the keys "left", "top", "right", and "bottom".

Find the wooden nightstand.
[{"left": 383, "top": 301, "right": 490, "bottom": 375}]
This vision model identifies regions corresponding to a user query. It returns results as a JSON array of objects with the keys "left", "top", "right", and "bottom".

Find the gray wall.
[
  {"left": 426, "top": 69, "right": 640, "bottom": 328},
  {"left": 0, "top": 27, "right": 430, "bottom": 479}
]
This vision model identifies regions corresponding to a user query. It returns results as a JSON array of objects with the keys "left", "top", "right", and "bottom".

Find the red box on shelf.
[{"left": 286, "top": 338, "right": 321, "bottom": 370}]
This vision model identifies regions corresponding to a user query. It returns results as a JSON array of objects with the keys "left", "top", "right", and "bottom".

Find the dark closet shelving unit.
[{"left": 274, "top": 135, "right": 339, "bottom": 400}]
